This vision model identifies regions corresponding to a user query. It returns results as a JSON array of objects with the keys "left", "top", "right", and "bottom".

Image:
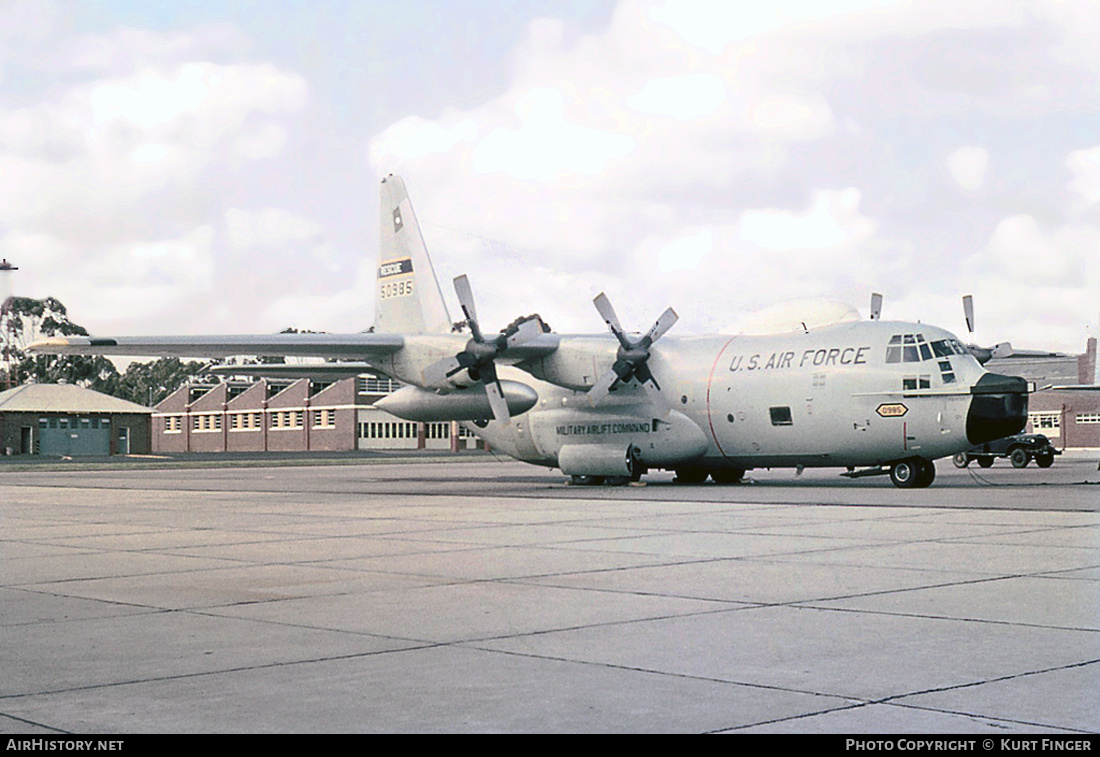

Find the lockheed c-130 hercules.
[{"left": 31, "top": 175, "right": 1030, "bottom": 488}]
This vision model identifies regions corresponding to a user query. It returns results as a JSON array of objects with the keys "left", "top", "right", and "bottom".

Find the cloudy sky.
[{"left": 2, "top": 0, "right": 1098, "bottom": 354}]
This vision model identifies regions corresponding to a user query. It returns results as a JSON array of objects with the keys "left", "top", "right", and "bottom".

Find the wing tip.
[{"left": 26, "top": 337, "right": 90, "bottom": 354}]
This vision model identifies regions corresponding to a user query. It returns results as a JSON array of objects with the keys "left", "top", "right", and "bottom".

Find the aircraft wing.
[{"left": 27, "top": 333, "right": 406, "bottom": 360}]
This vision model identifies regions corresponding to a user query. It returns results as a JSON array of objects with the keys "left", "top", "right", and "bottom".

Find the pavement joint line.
[
  {"left": 0, "top": 711, "right": 70, "bottom": 735},
  {"left": 786, "top": 602, "right": 1100, "bottom": 634},
  {"left": 455, "top": 640, "right": 861, "bottom": 704},
  {"left": 871, "top": 658, "right": 1100, "bottom": 707},
  {"left": 0, "top": 644, "right": 449, "bottom": 702},
  {"left": 880, "top": 700, "right": 1099, "bottom": 735}
]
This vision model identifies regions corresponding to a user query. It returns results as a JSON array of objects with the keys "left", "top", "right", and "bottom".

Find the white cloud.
[
  {"left": 369, "top": 116, "right": 478, "bottom": 168},
  {"left": 945, "top": 145, "right": 989, "bottom": 192},
  {"left": 225, "top": 207, "right": 324, "bottom": 250},
  {"left": 982, "top": 214, "right": 1095, "bottom": 287},
  {"left": 1066, "top": 145, "right": 1100, "bottom": 208},
  {"left": 0, "top": 58, "right": 307, "bottom": 242},
  {"left": 646, "top": 0, "right": 906, "bottom": 52},
  {"left": 625, "top": 73, "right": 727, "bottom": 120},
  {"left": 471, "top": 88, "right": 636, "bottom": 182},
  {"left": 739, "top": 188, "right": 872, "bottom": 251},
  {"left": 655, "top": 228, "right": 714, "bottom": 271}
]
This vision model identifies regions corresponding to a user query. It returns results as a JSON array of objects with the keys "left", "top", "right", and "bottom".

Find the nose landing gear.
[{"left": 841, "top": 458, "right": 937, "bottom": 488}]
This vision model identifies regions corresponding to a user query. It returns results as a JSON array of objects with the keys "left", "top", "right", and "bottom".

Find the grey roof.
[{"left": 0, "top": 384, "right": 152, "bottom": 414}]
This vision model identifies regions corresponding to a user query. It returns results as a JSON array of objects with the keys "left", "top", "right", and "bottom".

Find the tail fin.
[{"left": 375, "top": 174, "right": 452, "bottom": 334}]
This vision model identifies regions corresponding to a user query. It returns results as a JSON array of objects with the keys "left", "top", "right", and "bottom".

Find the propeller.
[
  {"left": 960, "top": 294, "right": 1014, "bottom": 364},
  {"left": 422, "top": 274, "right": 543, "bottom": 424},
  {"left": 587, "top": 293, "right": 678, "bottom": 405}
]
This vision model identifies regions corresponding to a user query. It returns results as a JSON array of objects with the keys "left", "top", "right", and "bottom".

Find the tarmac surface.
[{"left": 1, "top": 450, "right": 1098, "bottom": 734}]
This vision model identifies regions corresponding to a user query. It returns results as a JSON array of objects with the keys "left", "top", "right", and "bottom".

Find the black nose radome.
[{"left": 967, "top": 372, "right": 1029, "bottom": 445}]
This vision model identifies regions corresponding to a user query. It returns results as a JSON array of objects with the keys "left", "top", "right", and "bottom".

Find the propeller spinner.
[
  {"left": 587, "top": 293, "right": 678, "bottom": 405},
  {"left": 422, "top": 275, "right": 543, "bottom": 424}
]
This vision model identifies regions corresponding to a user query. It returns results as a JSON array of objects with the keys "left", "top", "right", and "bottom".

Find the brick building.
[
  {"left": 0, "top": 383, "right": 151, "bottom": 456},
  {"left": 152, "top": 375, "right": 476, "bottom": 454},
  {"left": 991, "top": 337, "right": 1100, "bottom": 449}
]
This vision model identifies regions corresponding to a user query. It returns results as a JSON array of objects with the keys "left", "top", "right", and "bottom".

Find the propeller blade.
[
  {"left": 453, "top": 275, "right": 481, "bottom": 340},
  {"left": 594, "top": 293, "right": 631, "bottom": 350},
  {"left": 480, "top": 363, "right": 511, "bottom": 424},
  {"left": 966, "top": 345, "right": 992, "bottom": 365},
  {"left": 633, "top": 361, "right": 660, "bottom": 391},
  {"left": 423, "top": 355, "right": 463, "bottom": 387},
  {"left": 870, "top": 292, "right": 882, "bottom": 321},
  {"left": 586, "top": 368, "right": 621, "bottom": 406},
  {"left": 504, "top": 317, "right": 544, "bottom": 349},
  {"left": 643, "top": 307, "right": 678, "bottom": 346},
  {"left": 963, "top": 294, "right": 975, "bottom": 334}
]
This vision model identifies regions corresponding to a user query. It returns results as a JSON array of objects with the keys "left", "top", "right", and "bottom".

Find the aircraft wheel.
[
  {"left": 914, "top": 459, "right": 936, "bottom": 488},
  {"left": 1035, "top": 453, "right": 1054, "bottom": 468},
  {"left": 889, "top": 459, "right": 927, "bottom": 489},
  {"left": 952, "top": 453, "right": 970, "bottom": 468},
  {"left": 976, "top": 456, "right": 995, "bottom": 468},
  {"left": 570, "top": 475, "right": 605, "bottom": 486},
  {"left": 710, "top": 468, "right": 745, "bottom": 484},
  {"left": 673, "top": 467, "right": 709, "bottom": 484},
  {"left": 1010, "top": 448, "right": 1029, "bottom": 468}
]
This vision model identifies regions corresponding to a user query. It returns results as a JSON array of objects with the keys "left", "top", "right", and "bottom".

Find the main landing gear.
[
  {"left": 888, "top": 458, "right": 936, "bottom": 489},
  {"left": 842, "top": 458, "right": 936, "bottom": 488}
]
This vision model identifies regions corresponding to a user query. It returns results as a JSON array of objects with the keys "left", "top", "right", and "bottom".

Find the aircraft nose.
[{"left": 966, "top": 372, "right": 1029, "bottom": 445}]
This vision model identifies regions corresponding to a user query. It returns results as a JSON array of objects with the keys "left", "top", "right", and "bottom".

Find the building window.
[
  {"left": 357, "top": 377, "right": 400, "bottom": 395},
  {"left": 1029, "top": 412, "right": 1061, "bottom": 438},
  {"left": 193, "top": 414, "right": 222, "bottom": 432},
  {"left": 1076, "top": 413, "right": 1100, "bottom": 425}
]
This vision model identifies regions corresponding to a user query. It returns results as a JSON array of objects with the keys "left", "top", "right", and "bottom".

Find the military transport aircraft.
[{"left": 31, "top": 175, "right": 1030, "bottom": 488}]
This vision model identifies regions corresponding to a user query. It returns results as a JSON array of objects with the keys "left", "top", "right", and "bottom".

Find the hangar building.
[
  {"left": 989, "top": 337, "right": 1100, "bottom": 449},
  {"left": 0, "top": 383, "right": 152, "bottom": 456}
]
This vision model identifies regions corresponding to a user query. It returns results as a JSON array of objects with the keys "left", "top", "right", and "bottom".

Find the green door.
[{"left": 37, "top": 417, "right": 111, "bottom": 456}]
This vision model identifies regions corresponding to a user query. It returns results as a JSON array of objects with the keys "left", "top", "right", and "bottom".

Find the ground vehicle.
[{"left": 953, "top": 433, "right": 1060, "bottom": 469}]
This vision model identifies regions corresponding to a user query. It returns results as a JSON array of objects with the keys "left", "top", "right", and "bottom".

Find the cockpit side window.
[
  {"left": 886, "top": 335, "right": 903, "bottom": 364},
  {"left": 887, "top": 334, "right": 934, "bottom": 363}
]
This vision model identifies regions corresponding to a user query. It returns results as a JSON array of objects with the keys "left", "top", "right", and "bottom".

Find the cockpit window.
[
  {"left": 931, "top": 338, "right": 968, "bottom": 357},
  {"left": 888, "top": 334, "right": 967, "bottom": 364},
  {"left": 887, "top": 334, "right": 927, "bottom": 363}
]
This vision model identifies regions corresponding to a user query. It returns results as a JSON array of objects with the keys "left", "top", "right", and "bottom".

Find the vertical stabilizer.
[{"left": 375, "top": 175, "right": 452, "bottom": 334}]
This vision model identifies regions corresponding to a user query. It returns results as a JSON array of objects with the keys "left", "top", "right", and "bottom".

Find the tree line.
[{"left": 1, "top": 296, "right": 214, "bottom": 406}]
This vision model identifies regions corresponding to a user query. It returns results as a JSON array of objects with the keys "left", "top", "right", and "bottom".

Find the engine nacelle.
[
  {"left": 558, "top": 444, "right": 637, "bottom": 478},
  {"left": 374, "top": 381, "right": 538, "bottom": 421}
]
